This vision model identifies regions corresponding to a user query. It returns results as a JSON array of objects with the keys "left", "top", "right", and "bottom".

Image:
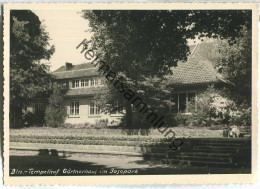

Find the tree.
[
  {"left": 82, "top": 10, "right": 251, "bottom": 128},
  {"left": 44, "top": 83, "right": 68, "bottom": 127},
  {"left": 216, "top": 27, "right": 252, "bottom": 107},
  {"left": 98, "top": 76, "right": 173, "bottom": 129},
  {"left": 10, "top": 10, "right": 55, "bottom": 127}
]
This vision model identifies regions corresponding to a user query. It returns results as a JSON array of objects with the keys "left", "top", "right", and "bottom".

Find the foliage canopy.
[
  {"left": 10, "top": 10, "right": 55, "bottom": 127},
  {"left": 83, "top": 10, "right": 251, "bottom": 127}
]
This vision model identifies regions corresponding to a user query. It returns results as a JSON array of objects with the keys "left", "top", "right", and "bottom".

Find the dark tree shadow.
[
  {"left": 9, "top": 148, "right": 110, "bottom": 176},
  {"left": 9, "top": 138, "right": 252, "bottom": 176},
  {"left": 135, "top": 137, "right": 251, "bottom": 174}
]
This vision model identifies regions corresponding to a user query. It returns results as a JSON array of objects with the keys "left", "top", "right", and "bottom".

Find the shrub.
[
  {"left": 188, "top": 86, "right": 251, "bottom": 127},
  {"left": 119, "top": 111, "right": 151, "bottom": 129},
  {"left": 62, "top": 123, "right": 73, "bottom": 128},
  {"left": 23, "top": 111, "right": 45, "bottom": 127},
  {"left": 10, "top": 135, "right": 169, "bottom": 147},
  {"left": 92, "top": 119, "right": 108, "bottom": 128},
  {"left": 23, "top": 112, "right": 35, "bottom": 126},
  {"left": 45, "top": 83, "right": 68, "bottom": 127},
  {"left": 63, "top": 123, "right": 87, "bottom": 129},
  {"left": 188, "top": 86, "right": 232, "bottom": 126},
  {"left": 84, "top": 122, "right": 90, "bottom": 127},
  {"left": 178, "top": 114, "right": 196, "bottom": 126},
  {"left": 132, "top": 111, "right": 151, "bottom": 128},
  {"left": 34, "top": 110, "right": 46, "bottom": 126},
  {"left": 163, "top": 113, "right": 178, "bottom": 127},
  {"left": 230, "top": 107, "right": 251, "bottom": 126},
  {"left": 208, "top": 125, "right": 226, "bottom": 130}
]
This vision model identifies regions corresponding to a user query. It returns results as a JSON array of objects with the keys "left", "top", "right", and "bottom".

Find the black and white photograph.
[{"left": 3, "top": 3, "right": 258, "bottom": 185}]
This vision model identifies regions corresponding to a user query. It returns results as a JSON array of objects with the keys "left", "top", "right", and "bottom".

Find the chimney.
[{"left": 65, "top": 62, "right": 73, "bottom": 71}]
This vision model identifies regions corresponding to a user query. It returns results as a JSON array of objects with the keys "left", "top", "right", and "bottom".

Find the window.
[
  {"left": 72, "top": 80, "right": 80, "bottom": 88},
  {"left": 94, "top": 79, "right": 99, "bottom": 86},
  {"left": 169, "top": 92, "right": 196, "bottom": 113},
  {"left": 70, "top": 101, "right": 79, "bottom": 116},
  {"left": 179, "top": 93, "right": 186, "bottom": 113},
  {"left": 75, "top": 80, "right": 79, "bottom": 87},
  {"left": 90, "top": 78, "right": 99, "bottom": 86},
  {"left": 187, "top": 93, "right": 196, "bottom": 112},
  {"left": 86, "top": 79, "right": 90, "bottom": 86},
  {"left": 91, "top": 78, "right": 95, "bottom": 86},
  {"left": 81, "top": 79, "right": 89, "bottom": 87},
  {"left": 72, "top": 78, "right": 101, "bottom": 88},
  {"left": 35, "top": 103, "right": 44, "bottom": 112},
  {"left": 89, "top": 101, "right": 100, "bottom": 116},
  {"left": 81, "top": 79, "right": 85, "bottom": 87},
  {"left": 170, "top": 94, "right": 179, "bottom": 113}
]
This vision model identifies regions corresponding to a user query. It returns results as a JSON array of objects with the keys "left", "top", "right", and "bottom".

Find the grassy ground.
[{"left": 10, "top": 126, "right": 223, "bottom": 138}]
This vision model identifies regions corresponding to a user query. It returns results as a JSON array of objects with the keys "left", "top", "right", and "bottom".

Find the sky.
[
  {"left": 33, "top": 10, "right": 92, "bottom": 71},
  {"left": 32, "top": 9, "right": 202, "bottom": 72}
]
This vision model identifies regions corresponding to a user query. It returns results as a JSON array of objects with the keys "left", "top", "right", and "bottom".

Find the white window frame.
[
  {"left": 72, "top": 80, "right": 80, "bottom": 88},
  {"left": 90, "top": 78, "right": 95, "bottom": 86},
  {"left": 90, "top": 78, "right": 100, "bottom": 86},
  {"left": 81, "top": 79, "right": 90, "bottom": 87},
  {"left": 75, "top": 80, "right": 80, "bottom": 88},
  {"left": 69, "top": 101, "right": 80, "bottom": 117},
  {"left": 71, "top": 78, "right": 103, "bottom": 88},
  {"left": 89, "top": 101, "right": 101, "bottom": 116},
  {"left": 80, "top": 79, "right": 85, "bottom": 87}
]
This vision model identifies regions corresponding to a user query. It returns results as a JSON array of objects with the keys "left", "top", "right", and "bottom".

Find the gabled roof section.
[
  {"left": 65, "top": 86, "right": 108, "bottom": 97},
  {"left": 52, "top": 42, "right": 225, "bottom": 86},
  {"left": 166, "top": 42, "right": 225, "bottom": 86},
  {"left": 53, "top": 63, "right": 99, "bottom": 79},
  {"left": 166, "top": 54, "right": 224, "bottom": 86}
]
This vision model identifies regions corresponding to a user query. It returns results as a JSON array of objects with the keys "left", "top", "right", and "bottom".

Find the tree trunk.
[
  {"left": 10, "top": 105, "right": 23, "bottom": 128},
  {"left": 125, "top": 102, "right": 133, "bottom": 128}
]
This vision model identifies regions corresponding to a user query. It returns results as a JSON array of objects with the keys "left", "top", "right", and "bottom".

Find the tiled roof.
[
  {"left": 53, "top": 63, "right": 99, "bottom": 79},
  {"left": 166, "top": 54, "right": 224, "bottom": 86},
  {"left": 53, "top": 42, "right": 224, "bottom": 92},
  {"left": 54, "top": 62, "right": 96, "bottom": 72},
  {"left": 65, "top": 86, "right": 108, "bottom": 97}
]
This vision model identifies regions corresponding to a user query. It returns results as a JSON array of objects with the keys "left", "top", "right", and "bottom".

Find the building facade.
[{"left": 50, "top": 43, "right": 225, "bottom": 125}]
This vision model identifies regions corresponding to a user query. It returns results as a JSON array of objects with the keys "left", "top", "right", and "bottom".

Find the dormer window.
[
  {"left": 72, "top": 79, "right": 80, "bottom": 88},
  {"left": 91, "top": 78, "right": 99, "bottom": 86},
  {"left": 71, "top": 77, "right": 102, "bottom": 88},
  {"left": 81, "top": 79, "right": 89, "bottom": 87}
]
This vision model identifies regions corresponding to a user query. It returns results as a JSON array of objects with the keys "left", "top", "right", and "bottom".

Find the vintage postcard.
[{"left": 3, "top": 3, "right": 258, "bottom": 185}]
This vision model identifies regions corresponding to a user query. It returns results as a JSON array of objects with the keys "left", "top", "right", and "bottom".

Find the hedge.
[
  {"left": 10, "top": 137, "right": 171, "bottom": 147},
  {"left": 10, "top": 135, "right": 168, "bottom": 143}
]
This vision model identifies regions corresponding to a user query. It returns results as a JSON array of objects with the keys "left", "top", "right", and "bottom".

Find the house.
[
  {"left": 165, "top": 43, "right": 226, "bottom": 114},
  {"left": 49, "top": 42, "right": 225, "bottom": 125}
]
